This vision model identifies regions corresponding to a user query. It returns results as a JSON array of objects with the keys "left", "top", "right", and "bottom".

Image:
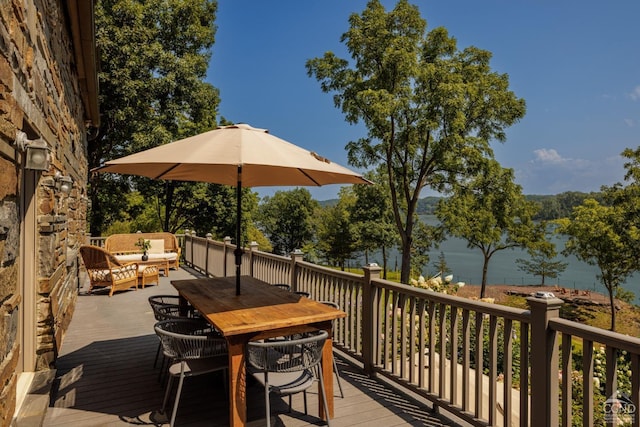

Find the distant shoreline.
[{"left": 455, "top": 283, "right": 617, "bottom": 307}]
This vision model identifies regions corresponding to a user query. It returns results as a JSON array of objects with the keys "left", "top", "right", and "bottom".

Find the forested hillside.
[{"left": 323, "top": 191, "right": 604, "bottom": 219}]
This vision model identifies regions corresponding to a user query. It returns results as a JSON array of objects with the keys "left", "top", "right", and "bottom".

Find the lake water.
[{"left": 350, "top": 215, "right": 639, "bottom": 304}]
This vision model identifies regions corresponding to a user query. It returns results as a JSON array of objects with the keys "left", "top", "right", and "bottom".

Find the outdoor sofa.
[{"left": 104, "top": 232, "right": 180, "bottom": 270}]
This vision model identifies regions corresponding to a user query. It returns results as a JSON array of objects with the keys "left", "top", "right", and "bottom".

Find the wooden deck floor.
[{"left": 43, "top": 267, "right": 458, "bottom": 427}]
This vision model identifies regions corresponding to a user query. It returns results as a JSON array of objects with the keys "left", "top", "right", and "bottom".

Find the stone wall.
[{"left": 0, "top": 1, "right": 90, "bottom": 424}]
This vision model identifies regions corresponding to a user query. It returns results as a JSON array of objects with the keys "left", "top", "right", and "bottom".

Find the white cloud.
[
  {"left": 531, "top": 149, "right": 591, "bottom": 170},
  {"left": 515, "top": 150, "right": 625, "bottom": 195},
  {"left": 630, "top": 85, "right": 640, "bottom": 101},
  {"left": 624, "top": 118, "right": 635, "bottom": 127},
  {"left": 532, "top": 148, "right": 567, "bottom": 164}
]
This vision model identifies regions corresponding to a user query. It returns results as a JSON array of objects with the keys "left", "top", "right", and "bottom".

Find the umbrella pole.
[{"left": 235, "top": 165, "right": 242, "bottom": 295}]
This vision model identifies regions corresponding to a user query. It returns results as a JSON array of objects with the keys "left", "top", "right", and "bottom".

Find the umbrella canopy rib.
[
  {"left": 299, "top": 168, "right": 322, "bottom": 186},
  {"left": 153, "top": 164, "right": 181, "bottom": 181}
]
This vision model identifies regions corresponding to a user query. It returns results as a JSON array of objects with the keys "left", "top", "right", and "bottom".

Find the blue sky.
[{"left": 206, "top": 0, "right": 640, "bottom": 200}]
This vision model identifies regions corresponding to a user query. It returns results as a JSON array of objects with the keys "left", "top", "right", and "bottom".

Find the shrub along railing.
[{"left": 168, "top": 232, "right": 640, "bottom": 426}]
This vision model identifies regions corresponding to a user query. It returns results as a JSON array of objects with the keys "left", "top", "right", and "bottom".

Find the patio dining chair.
[
  {"left": 151, "top": 302, "right": 220, "bottom": 379},
  {"left": 272, "top": 283, "right": 291, "bottom": 291},
  {"left": 247, "top": 330, "right": 330, "bottom": 427},
  {"left": 149, "top": 294, "right": 181, "bottom": 309},
  {"left": 154, "top": 319, "right": 228, "bottom": 427},
  {"left": 149, "top": 294, "right": 200, "bottom": 319},
  {"left": 149, "top": 295, "right": 202, "bottom": 369}
]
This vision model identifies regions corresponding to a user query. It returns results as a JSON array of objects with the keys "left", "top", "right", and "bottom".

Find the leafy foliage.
[
  {"left": 306, "top": 0, "right": 525, "bottom": 284},
  {"left": 558, "top": 199, "right": 636, "bottom": 331},
  {"left": 349, "top": 169, "right": 398, "bottom": 277},
  {"left": 315, "top": 188, "right": 360, "bottom": 269},
  {"left": 437, "top": 159, "right": 543, "bottom": 297},
  {"left": 257, "top": 188, "right": 318, "bottom": 255},
  {"left": 90, "top": 0, "right": 219, "bottom": 235},
  {"left": 558, "top": 148, "right": 640, "bottom": 331},
  {"left": 516, "top": 251, "right": 568, "bottom": 286},
  {"left": 516, "top": 228, "right": 567, "bottom": 285}
]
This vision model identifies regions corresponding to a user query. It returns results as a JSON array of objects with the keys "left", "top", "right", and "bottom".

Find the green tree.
[
  {"left": 605, "top": 147, "right": 640, "bottom": 263},
  {"left": 258, "top": 188, "right": 319, "bottom": 255},
  {"left": 557, "top": 199, "right": 636, "bottom": 331},
  {"left": 516, "top": 242, "right": 567, "bottom": 286},
  {"left": 316, "top": 188, "right": 359, "bottom": 269},
  {"left": 306, "top": 0, "right": 525, "bottom": 284},
  {"left": 350, "top": 169, "right": 398, "bottom": 278},
  {"left": 533, "top": 197, "right": 562, "bottom": 220},
  {"left": 432, "top": 252, "right": 450, "bottom": 278},
  {"left": 559, "top": 147, "right": 640, "bottom": 331},
  {"left": 90, "top": 0, "right": 219, "bottom": 235},
  {"left": 437, "top": 160, "right": 542, "bottom": 298}
]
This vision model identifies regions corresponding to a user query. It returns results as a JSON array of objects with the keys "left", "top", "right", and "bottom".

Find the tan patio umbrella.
[{"left": 94, "top": 123, "right": 371, "bottom": 294}]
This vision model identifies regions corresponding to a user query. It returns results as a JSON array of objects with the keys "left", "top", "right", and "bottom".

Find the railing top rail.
[
  {"left": 252, "top": 251, "right": 289, "bottom": 262},
  {"left": 297, "top": 260, "right": 366, "bottom": 281},
  {"left": 550, "top": 317, "right": 640, "bottom": 353},
  {"left": 372, "top": 278, "right": 531, "bottom": 322}
]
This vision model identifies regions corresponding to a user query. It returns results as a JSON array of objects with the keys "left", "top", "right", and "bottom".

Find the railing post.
[
  {"left": 362, "top": 263, "right": 381, "bottom": 375},
  {"left": 190, "top": 230, "right": 196, "bottom": 268},
  {"left": 527, "top": 294, "right": 563, "bottom": 427},
  {"left": 290, "top": 249, "right": 304, "bottom": 291},
  {"left": 223, "top": 236, "right": 232, "bottom": 277},
  {"left": 205, "top": 233, "right": 212, "bottom": 277},
  {"left": 184, "top": 230, "right": 190, "bottom": 266},
  {"left": 249, "top": 241, "right": 258, "bottom": 278}
]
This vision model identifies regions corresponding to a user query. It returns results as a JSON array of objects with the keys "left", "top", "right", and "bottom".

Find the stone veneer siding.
[{"left": 0, "top": 1, "right": 90, "bottom": 425}]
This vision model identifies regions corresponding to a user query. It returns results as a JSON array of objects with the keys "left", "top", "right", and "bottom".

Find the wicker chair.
[
  {"left": 79, "top": 245, "right": 139, "bottom": 297},
  {"left": 154, "top": 319, "right": 228, "bottom": 427},
  {"left": 272, "top": 283, "right": 291, "bottom": 291},
  {"left": 148, "top": 295, "right": 199, "bottom": 319},
  {"left": 149, "top": 295, "right": 199, "bottom": 370},
  {"left": 247, "top": 330, "right": 330, "bottom": 427}
]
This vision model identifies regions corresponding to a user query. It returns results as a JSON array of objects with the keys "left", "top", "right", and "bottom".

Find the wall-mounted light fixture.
[
  {"left": 14, "top": 130, "right": 51, "bottom": 171},
  {"left": 55, "top": 171, "right": 73, "bottom": 195}
]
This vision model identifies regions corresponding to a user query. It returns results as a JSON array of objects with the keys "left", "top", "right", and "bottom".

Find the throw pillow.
[{"left": 148, "top": 239, "right": 165, "bottom": 254}]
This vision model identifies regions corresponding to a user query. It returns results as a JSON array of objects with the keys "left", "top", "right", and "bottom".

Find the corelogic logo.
[{"left": 603, "top": 393, "right": 636, "bottom": 424}]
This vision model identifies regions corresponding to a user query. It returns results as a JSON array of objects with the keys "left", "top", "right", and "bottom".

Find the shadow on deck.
[{"left": 42, "top": 267, "right": 459, "bottom": 426}]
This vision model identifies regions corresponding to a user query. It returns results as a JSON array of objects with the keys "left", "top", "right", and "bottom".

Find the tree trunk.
[
  {"left": 400, "top": 248, "right": 412, "bottom": 284},
  {"left": 480, "top": 254, "right": 490, "bottom": 298},
  {"left": 608, "top": 286, "right": 616, "bottom": 331},
  {"left": 88, "top": 180, "right": 103, "bottom": 236},
  {"left": 163, "top": 182, "right": 175, "bottom": 232},
  {"left": 395, "top": 195, "right": 414, "bottom": 284},
  {"left": 382, "top": 246, "right": 388, "bottom": 280}
]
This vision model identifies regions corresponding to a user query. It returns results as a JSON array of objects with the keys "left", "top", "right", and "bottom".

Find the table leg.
[
  {"left": 178, "top": 295, "right": 189, "bottom": 317},
  {"left": 319, "top": 334, "right": 335, "bottom": 420},
  {"left": 227, "top": 336, "right": 247, "bottom": 427}
]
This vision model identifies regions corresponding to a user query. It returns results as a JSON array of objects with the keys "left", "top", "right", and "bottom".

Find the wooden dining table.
[{"left": 171, "top": 275, "right": 346, "bottom": 427}]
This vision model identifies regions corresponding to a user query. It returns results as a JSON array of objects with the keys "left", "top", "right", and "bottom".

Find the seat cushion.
[
  {"left": 115, "top": 253, "right": 177, "bottom": 263},
  {"left": 169, "top": 356, "right": 228, "bottom": 377},
  {"left": 148, "top": 253, "right": 177, "bottom": 261},
  {"left": 250, "top": 369, "right": 315, "bottom": 395},
  {"left": 91, "top": 266, "right": 136, "bottom": 281},
  {"left": 138, "top": 265, "right": 158, "bottom": 274}
]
